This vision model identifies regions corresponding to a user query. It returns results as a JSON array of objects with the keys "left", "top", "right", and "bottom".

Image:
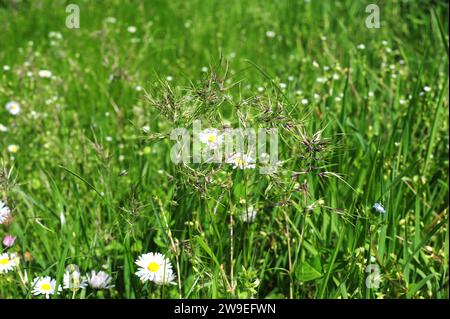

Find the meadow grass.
[{"left": 0, "top": 0, "right": 448, "bottom": 299}]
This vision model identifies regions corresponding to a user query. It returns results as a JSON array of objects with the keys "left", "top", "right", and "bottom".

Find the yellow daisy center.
[
  {"left": 207, "top": 134, "right": 216, "bottom": 143},
  {"left": 41, "top": 283, "right": 52, "bottom": 291},
  {"left": 235, "top": 158, "right": 245, "bottom": 166},
  {"left": 0, "top": 258, "right": 9, "bottom": 265},
  {"left": 147, "top": 261, "right": 160, "bottom": 272}
]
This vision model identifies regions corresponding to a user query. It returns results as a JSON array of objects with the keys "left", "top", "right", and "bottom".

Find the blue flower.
[{"left": 373, "top": 203, "right": 386, "bottom": 214}]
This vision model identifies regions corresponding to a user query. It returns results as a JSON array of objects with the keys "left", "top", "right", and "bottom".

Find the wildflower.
[
  {"left": 357, "top": 44, "right": 366, "bottom": 50},
  {"left": 423, "top": 86, "right": 431, "bottom": 92},
  {"left": 85, "top": 270, "right": 114, "bottom": 289},
  {"left": 135, "top": 252, "right": 175, "bottom": 285},
  {"left": 31, "top": 276, "right": 61, "bottom": 299},
  {"left": 166, "top": 76, "right": 173, "bottom": 82},
  {"left": 2, "top": 235, "right": 16, "bottom": 247},
  {"left": 5, "top": 101, "right": 20, "bottom": 115},
  {"left": 105, "top": 17, "right": 117, "bottom": 24},
  {"left": 287, "top": 76, "right": 294, "bottom": 82},
  {"left": 265, "top": 30, "right": 276, "bottom": 38},
  {"left": 8, "top": 144, "right": 19, "bottom": 153},
  {"left": 0, "top": 253, "right": 16, "bottom": 273},
  {"left": 127, "top": 26, "right": 137, "bottom": 33},
  {"left": 38, "top": 70, "right": 52, "bottom": 78},
  {"left": 301, "top": 98, "right": 309, "bottom": 105},
  {"left": 373, "top": 203, "right": 386, "bottom": 214},
  {"left": 257, "top": 86, "right": 264, "bottom": 92},
  {"left": 0, "top": 201, "right": 11, "bottom": 224},
  {"left": 48, "top": 31, "right": 62, "bottom": 40},
  {"left": 63, "top": 268, "right": 87, "bottom": 290},
  {"left": 226, "top": 152, "right": 255, "bottom": 169},
  {"left": 241, "top": 206, "right": 257, "bottom": 223},
  {"left": 135, "top": 85, "right": 142, "bottom": 92},
  {"left": 3, "top": 65, "right": 10, "bottom": 71},
  {"left": 201, "top": 66, "right": 208, "bottom": 73},
  {"left": 279, "top": 83, "right": 287, "bottom": 89},
  {"left": 199, "top": 129, "right": 223, "bottom": 149},
  {"left": 0, "top": 124, "right": 7, "bottom": 132}
]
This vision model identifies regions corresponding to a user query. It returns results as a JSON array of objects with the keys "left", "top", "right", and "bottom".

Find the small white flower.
[
  {"left": 135, "top": 85, "right": 143, "bottom": 92},
  {"left": 8, "top": 144, "right": 19, "bottom": 153},
  {"left": 48, "top": 31, "right": 63, "bottom": 40},
  {"left": 279, "top": 83, "right": 287, "bottom": 89},
  {"left": 423, "top": 86, "right": 431, "bottom": 92},
  {"left": 135, "top": 252, "right": 175, "bottom": 285},
  {"left": 0, "top": 201, "right": 11, "bottom": 224},
  {"left": 5, "top": 101, "right": 21, "bottom": 115},
  {"left": 0, "top": 124, "right": 7, "bottom": 132},
  {"left": 241, "top": 206, "right": 257, "bottom": 223},
  {"left": 316, "top": 77, "right": 326, "bottom": 83},
  {"left": 31, "top": 276, "right": 61, "bottom": 299},
  {"left": 127, "top": 26, "right": 137, "bottom": 33},
  {"left": 38, "top": 70, "right": 52, "bottom": 78},
  {"left": 63, "top": 270, "right": 87, "bottom": 290},
  {"left": 85, "top": 270, "right": 114, "bottom": 289},
  {"left": 105, "top": 17, "right": 117, "bottom": 24},
  {"left": 0, "top": 252, "right": 16, "bottom": 273},
  {"left": 301, "top": 98, "right": 309, "bottom": 105},
  {"left": 287, "top": 76, "right": 294, "bottom": 82},
  {"left": 3, "top": 65, "right": 10, "bottom": 71},
  {"left": 257, "top": 86, "right": 265, "bottom": 92},
  {"left": 265, "top": 30, "right": 276, "bottom": 38},
  {"left": 201, "top": 66, "right": 208, "bottom": 73},
  {"left": 368, "top": 91, "right": 374, "bottom": 98},
  {"left": 357, "top": 44, "right": 366, "bottom": 50},
  {"left": 199, "top": 129, "right": 223, "bottom": 149},
  {"left": 166, "top": 76, "right": 173, "bottom": 82},
  {"left": 226, "top": 152, "right": 255, "bottom": 170},
  {"left": 105, "top": 136, "right": 113, "bottom": 142}
]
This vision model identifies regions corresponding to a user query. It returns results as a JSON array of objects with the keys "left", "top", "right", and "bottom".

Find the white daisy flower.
[
  {"left": 241, "top": 206, "right": 257, "bottom": 223},
  {"left": 0, "top": 201, "right": 11, "bottom": 224},
  {"left": 63, "top": 269, "right": 87, "bottom": 290},
  {"left": 5, "top": 101, "right": 21, "bottom": 115},
  {"left": 84, "top": 270, "right": 114, "bottom": 289},
  {"left": 38, "top": 70, "right": 52, "bottom": 78},
  {"left": 265, "top": 30, "right": 276, "bottom": 38},
  {"left": 199, "top": 129, "right": 223, "bottom": 149},
  {"left": 226, "top": 152, "right": 256, "bottom": 169},
  {"left": 8, "top": 144, "right": 19, "bottom": 153},
  {"left": 0, "top": 124, "right": 7, "bottom": 132},
  {"left": 0, "top": 252, "right": 16, "bottom": 273},
  {"left": 127, "top": 26, "right": 137, "bottom": 33},
  {"left": 31, "top": 276, "right": 61, "bottom": 299},
  {"left": 135, "top": 252, "right": 175, "bottom": 285}
]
